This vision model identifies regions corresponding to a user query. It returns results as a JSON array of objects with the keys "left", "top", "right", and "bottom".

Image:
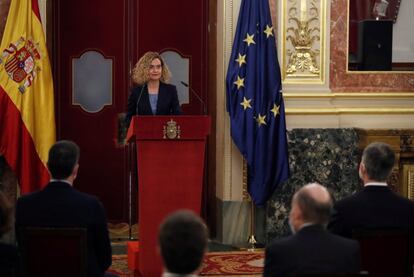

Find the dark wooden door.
[
  {"left": 52, "top": 0, "right": 210, "bottom": 223},
  {"left": 132, "top": 0, "right": 209, "bottom": 115},
  {"left": 53, "top": 0, "right": 130, "bottom": 222}
]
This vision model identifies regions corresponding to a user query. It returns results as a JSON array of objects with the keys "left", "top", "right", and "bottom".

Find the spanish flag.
[{"left": 0, "top": 0, "right": 55, "bottom": 193}]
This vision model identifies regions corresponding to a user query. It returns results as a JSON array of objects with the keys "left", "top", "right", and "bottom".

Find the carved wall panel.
[{"left": 281, "top": 0, "right": 327, "bottom": 84}]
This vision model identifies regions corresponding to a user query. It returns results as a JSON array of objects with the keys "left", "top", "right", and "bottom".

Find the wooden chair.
[
  {"left": 352, "top": 228, "right": 413, "bottom": 277},
  {"left": 19, "top": 227, "right": 87, "bottom": 277}
]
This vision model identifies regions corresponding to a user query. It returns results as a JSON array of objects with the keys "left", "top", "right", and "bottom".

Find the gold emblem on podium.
[{"left": 163, "top": 119, "right": 181, "bottom": 139}]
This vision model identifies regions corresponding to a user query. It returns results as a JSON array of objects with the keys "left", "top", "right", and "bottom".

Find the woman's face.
[{"left": 148, "top": 58, "right": 162, "bottom": 82}]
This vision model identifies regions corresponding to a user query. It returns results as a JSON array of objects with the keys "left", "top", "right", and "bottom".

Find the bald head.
[
  {"left": 299, "top": 183, "right": 331, "bottom": 204},
  {"left": 292, "top": 183, "right": 333, "bottom": 227}
]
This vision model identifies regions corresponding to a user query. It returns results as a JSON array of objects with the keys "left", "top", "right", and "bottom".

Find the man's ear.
[
  {"left": 290, "top": 202, "right": 301, "bottom": 222},
  {"left": 359, "top": 162, "right": 367, "bottom": 180},
  {"left": 72, "top": 163, "right": 79, "bottom": 179},
  {"left": 295, "top": 206, "right": 303, "bottom": 222},
  {"left": 360, "top": 162, "right": 366, "bottom": 174}
]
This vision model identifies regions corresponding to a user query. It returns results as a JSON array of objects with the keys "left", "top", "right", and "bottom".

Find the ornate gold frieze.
[
  {"left": 286, "top": 1, "right": 320, "bottom": 75},
  {"left": 402, "top": 164, "right": 414, "bottom": 200},
  {"left": 281, "top": 0, "right": 326, "bottom": 84}
]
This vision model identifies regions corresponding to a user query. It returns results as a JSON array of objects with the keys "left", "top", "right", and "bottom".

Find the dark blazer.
[
  {"left": 328, "top": 185, "right": 414, "bottom": 238},
  {"left": 264, "top": 225, "right": 360, "bottom": 277},
  {"left": 15, "top": 181, "right": 112, "bottom": 277},
  {"left": 0, "top": 243, "right": 19, "bottom": 276},
  {"left": 125, "top": 82, "right": 182, "bottom": 126}
]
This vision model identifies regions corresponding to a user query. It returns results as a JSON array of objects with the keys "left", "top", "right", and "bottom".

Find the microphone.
[
  {"left": 135, "top": 83, "right": 146, "bottom": 116},
  {"left": 180, "top": 81, "right": 207, "bottom": 115}
]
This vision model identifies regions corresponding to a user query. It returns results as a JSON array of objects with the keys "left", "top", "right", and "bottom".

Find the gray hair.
[{"left": 362, "top": 142, "right": 395, "bottom": 182}]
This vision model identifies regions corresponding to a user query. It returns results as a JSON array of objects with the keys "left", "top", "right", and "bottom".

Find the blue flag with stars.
[{"left": 226, "top": 0, "right": 289, "bottom": 206}]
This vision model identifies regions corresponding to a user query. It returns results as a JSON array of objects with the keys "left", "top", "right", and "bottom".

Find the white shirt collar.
[
  {"left": 301, "top": 222, "right": 315, "bottom": 229},
  {"left": 364, "top": 182, "right": 388, "bottom": 187},
  {"left": 50, "top": 179, "right": 73, "bottom": 185}
]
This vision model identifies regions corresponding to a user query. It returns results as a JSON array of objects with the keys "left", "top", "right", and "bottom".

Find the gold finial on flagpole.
[{"left": 242, "top": 159, "right": 263, "bottom": 251}]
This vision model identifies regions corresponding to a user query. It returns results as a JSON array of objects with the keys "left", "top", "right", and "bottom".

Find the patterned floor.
[{"left": 108, "top": 250, "right": 264, "bottom": 276}]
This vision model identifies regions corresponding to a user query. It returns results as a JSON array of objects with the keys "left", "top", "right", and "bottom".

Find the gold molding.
[
  {"left": 284, "top": 92, "right": 414, "bottom": 99},
  {"left": 286, "top": 107, "right": 414, "bottom": 115},
  {"left": 346, "top": 70, "right": 414, "bottom": 75},
  {"left": 409, "top": 168, "right": 414, "bottom": 200},
  {"left": 401, "top": 164, "right": 414, "bottom": 199}
]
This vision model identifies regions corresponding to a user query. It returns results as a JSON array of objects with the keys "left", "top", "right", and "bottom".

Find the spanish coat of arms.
[{"left": 0, "top": 37, "right": 41, "bottom": 93}]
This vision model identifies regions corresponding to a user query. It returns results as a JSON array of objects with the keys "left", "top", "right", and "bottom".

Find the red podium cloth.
[{"left": 127, "top": 116, "right": 210, "bottom": 277}]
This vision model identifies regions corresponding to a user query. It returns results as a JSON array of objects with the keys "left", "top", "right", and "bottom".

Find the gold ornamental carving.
[
  {"left": 286, "top": 0, "right": 320, "bottom": 76},
  {"left": 163, "top": 119, "right": 181, "bottom": 139}
]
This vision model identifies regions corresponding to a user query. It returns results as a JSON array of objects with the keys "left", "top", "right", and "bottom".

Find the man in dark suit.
[
  {"left": 264, "top": 183, "right": 360, "bottom": 277},
  {"left": 0, "top": 191, "right": 19, "bottom": 276},
  {"left": 15, "top": 140, "right": 114, "bottom": 277},
  {"left": 158, "top": 210, "right": 208, "bottom": 276},
  {"left": 328, "top": 141, "right": 414, "bottom": 238}
]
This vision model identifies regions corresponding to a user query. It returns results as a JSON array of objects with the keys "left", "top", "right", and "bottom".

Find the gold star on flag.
[
  {"left": 243, "top": 33, "right": 256, "bottom": 46},
  {"left": 233, "top": 76, "right": 245, "bottom": 90},
  {"left": 256, "top": 114, "right": 267, "bottom": 126},
  {"left": 240, "top": 97, "right": 252, "bottom": 110},
  {"left": 264, "top": 25, "right": 274, "bottom": 38},
  {"left": 271, "top": 104, "right": 280, "bottom": 117},
  {"left": 235, "top": 53, "right": 247, "bottom": 67}
]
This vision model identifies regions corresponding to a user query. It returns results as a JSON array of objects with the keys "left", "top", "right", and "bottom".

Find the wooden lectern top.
[{"left": 126, "top": 115, "right": 211, "bottom": 142}]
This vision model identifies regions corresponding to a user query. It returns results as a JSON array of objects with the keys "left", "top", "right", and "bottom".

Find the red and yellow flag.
[{"left": 0, "top": 0, "right": 55, "bottom": 193}]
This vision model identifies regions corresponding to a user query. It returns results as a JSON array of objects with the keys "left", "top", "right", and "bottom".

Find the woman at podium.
[{"left": 125, "top": 51, "right": 182, "bottom": 127}]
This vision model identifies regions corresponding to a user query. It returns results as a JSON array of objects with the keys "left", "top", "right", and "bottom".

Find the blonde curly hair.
[{"left": 131, "top": 52, "right": 172, "bottom": 85}]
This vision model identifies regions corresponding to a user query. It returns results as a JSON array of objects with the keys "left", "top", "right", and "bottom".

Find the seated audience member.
[
  {"left": 0, "top": 191, "right": 19, "bottom": 276},
  {"left": 328, "top": 142, "right": 414, "bottom": 238},
  {"left": 264, "top": 183, "right": 360, "bottom": 277},
  {"left": 158, "top": 210, "right": 208, "bottom": 277},
  {"left": 15, "top": 140, "right": 115, "bottom": 277}
]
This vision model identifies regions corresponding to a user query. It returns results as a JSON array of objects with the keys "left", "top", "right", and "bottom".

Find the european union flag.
[{"left": 226, "top": 0, "right": 289, "bottom": 206}]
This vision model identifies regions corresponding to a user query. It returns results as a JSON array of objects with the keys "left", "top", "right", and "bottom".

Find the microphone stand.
[
  {"left": 180, "top": 81, "right": 207, "bottom": 115},
  {"left": 135, "top": 84, "right": 146, "bottom": 115}
]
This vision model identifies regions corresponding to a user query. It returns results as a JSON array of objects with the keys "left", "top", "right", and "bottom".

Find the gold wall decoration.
[
  {"left": 286, "top": 1, "right": 320, "bottom": 75},
  {"left": 281, "top": 0, "right": 326, "bottom": 84}
]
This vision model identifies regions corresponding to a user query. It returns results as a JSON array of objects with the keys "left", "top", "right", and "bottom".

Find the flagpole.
[
  {"left": 243, "top": 159, "right": 263, "bottom": 251},
  {"left": 247, "top": 201, "right": 259, "bottom": 250},
  {"left": 227, "top": 0, "right": 289, "bottom": 251}
]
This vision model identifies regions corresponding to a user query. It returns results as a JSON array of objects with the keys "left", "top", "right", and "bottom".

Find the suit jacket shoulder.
[
  {"left": 329, "top": 186, "right": 414, "bottom": 238},
  {"left": 264, "top": 225, "right": 360, "bottom": 277},
  {"left": 15, "top": 181, "right": 112, "bottom": 275}
]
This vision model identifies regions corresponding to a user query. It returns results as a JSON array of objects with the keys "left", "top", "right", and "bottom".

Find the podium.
[{"left": 126, "top": 115, "right": 211, "bottom": 277}]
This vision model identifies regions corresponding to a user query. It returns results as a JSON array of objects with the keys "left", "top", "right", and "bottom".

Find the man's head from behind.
[
  {"left": 359, "top": 142, "right": 395, "bottom": 183},
  {"left": 158, "top": 210, "right": 208, "bottom": 274},
  {"left": 47, "top": 140, "right": 80, "bottom": 181},
  {"left": 289, "top": 183, "right": 333, "bottom": 233}
]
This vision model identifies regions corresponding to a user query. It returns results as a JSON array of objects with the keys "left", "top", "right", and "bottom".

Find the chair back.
[
  {"left": 352, "top": 228, "right": 413, "bottom": 277},
  {"left": 0, "top": 268, "right": 15, "bottom": 277},
  {"left": 19, "top": 227, "right": 87, "bottom": 277}
]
